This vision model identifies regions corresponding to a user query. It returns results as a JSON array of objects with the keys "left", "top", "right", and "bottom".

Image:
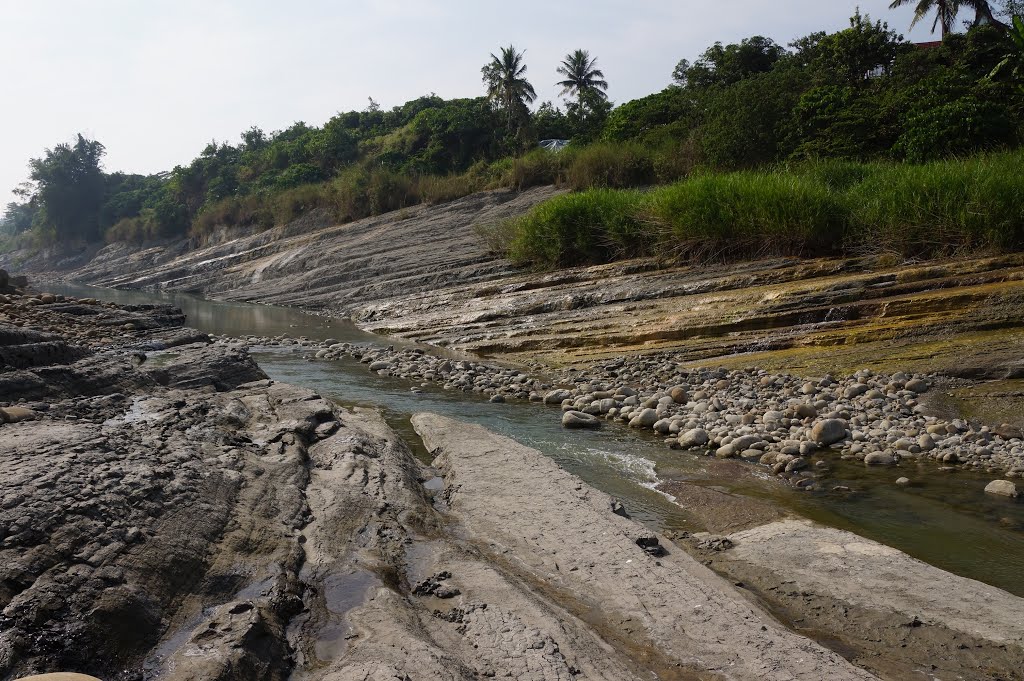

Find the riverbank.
[{"left": 3, "top": 286, "right": 1024, "bottom": 679}]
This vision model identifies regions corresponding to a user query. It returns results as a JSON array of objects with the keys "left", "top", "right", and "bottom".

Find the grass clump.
[
  {"left": 648, "top": 172, "right": 846, "bottom": 260},
  {"left": 501, "top": 151, "right": 1024, "bottom": 268},
  {"left": 506, "top": 189, "right": 648, "bottom": 266},
  {"left": 846, "top": 153, "right": 1024, "bottom": 256}
]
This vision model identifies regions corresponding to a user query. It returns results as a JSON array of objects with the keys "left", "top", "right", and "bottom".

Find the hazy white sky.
[{"left": 0, "top": 1, "right": 963, "bottom": 206}]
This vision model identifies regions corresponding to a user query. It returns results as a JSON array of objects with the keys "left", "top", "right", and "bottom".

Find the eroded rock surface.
[{"left": 411, "top": 412, "right": 879, "bottom": 681}]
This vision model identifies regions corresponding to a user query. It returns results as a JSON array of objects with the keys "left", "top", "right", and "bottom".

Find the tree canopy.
[{"left": 4, "top": 8, "right": 1022, "bottom": 248}]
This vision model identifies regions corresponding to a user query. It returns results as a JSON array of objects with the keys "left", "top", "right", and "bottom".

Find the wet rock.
[
  {"left": 984, "top": 480, "right": 1019, "bottom": 498},
  {"left": 864, "top": 452, "right": 896, "bottom": 466},
  {"left": 561, "top": 410, "right": 600, "bottom": 429},
  {"left": 628, "top": 408, "right": 658, "bottom": 429},
  {"left": 697, "top": 536, "right": 734, "bottom": 552}
]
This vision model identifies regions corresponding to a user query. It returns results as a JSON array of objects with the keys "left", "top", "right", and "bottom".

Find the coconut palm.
[
  {"left": 482, "top": 45, "right": 537, "bottom": 134},
  {"left": 889, "top": 0, "right": 960, "bottom": 37},
  {"left": 556, "top": 49, "right": 609, "bottom": 110},
  {"left": 963, "top": 0, "right": 1008, "bottom": 28}
]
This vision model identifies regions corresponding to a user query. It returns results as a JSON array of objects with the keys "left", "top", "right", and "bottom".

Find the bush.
[
  {"left": 562, "top": 142, "right": 656, "bottom": 190},
  {"left": 895, "top": 96, "right": 1015, "bottom": 162},
  {"left": 418, "top": 174, "right": 481, "bottom": 205},
  {"left": 496, "top": 151, "right": 1024, "bottom": 268},
  {"left": 506, "top": 189, "right": 648, "bottom": 266},
  {"left": 846, "top": 152, "right": 1024, "bottom": 256},
  {"left": 510, "top": 149, "right": 563, "bottom": 190},
  {"left": 647, "top": 172, "right": 846, "bottom": 259}
]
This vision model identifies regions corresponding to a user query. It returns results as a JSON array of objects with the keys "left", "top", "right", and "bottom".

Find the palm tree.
[
  {"left": 556, "top": 49, "right": 609, "bottom": 110},
  {"left": 963, "top": 0, "right": 1008, "bottom": 28},
  {"left": 891, "top": 0, "right": 1007, "bottom": 36},
  {"left": 482, "top": 45, "right": 537, "bottom": 135},
  {"left": 889, "top": 0, "right": 960, "bottom": 37}
]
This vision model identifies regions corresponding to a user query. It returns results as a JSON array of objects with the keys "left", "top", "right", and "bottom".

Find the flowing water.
[{"left": 44, "top": 282, "right": 1024, "bottom": 597}]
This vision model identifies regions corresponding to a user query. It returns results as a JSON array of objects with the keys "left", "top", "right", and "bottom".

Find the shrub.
[
  {"left": 562, "top": 142, "right": 656, "bottom": 190},
  {"left": 647, "top": 171, "right": 846, "bottom": 259},
  {"left": 506, "top": 189, "right": 649, "bottom": 266},
  {"left": 496, "top": 151, "right": 1024, "bottom": 268},
  {"left": 510, "top": 149, "right": 563, "bottom": 190},
  {"left": 846, "top": 151, "right": 1024, "bottom": 256}
]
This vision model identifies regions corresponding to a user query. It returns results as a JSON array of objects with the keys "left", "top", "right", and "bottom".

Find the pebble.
[{"left": 244, "top": 335, "right": 1024, "bottom": 489}]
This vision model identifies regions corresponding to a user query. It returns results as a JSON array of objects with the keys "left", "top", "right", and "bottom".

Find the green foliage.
[
  {"left": 846, "top": 151, "right": 1024, "bottom": 254},
  {"left": 5, "top": 11, "right": 1024, "bottom": 256},
  {"left": 501, "top": 151, "right": 1024, "bottom": 267},
  {"left": 482, "top": 45, "right": 537, "bottom": 147},
  {"left": 673, "top": 36, "right": 786, "bottom": 88},
  {"left": 561, "top": 142, "right": 656, "bottom": 190},
  {"left": 27, "top": 134, "right": 107, "bottom": 241},
  {"left": 895, "top": 94, "right": 1015, "bottom": 160},
  {"left": 602, "top": 88, "right": 693, "bottom": 144},
  {"left": 648, "top": 172, "right": 846, "bottom": 259},
  {"left": 506, "top": 189, "right": 648, "bottom": 266}
]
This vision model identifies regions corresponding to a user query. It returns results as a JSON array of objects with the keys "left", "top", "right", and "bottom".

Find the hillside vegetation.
[
  {"left": 3, "top": 8, "right": 1024, "bottom": 258},
  {"left": 497, "top": 152, "right": 1024, "bottom": 266}
]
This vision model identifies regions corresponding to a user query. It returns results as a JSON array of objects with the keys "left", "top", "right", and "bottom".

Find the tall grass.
[
  {"left": 845, "top": 153, "right": 1024, "bottom": 255},
  {"left": 506, "top": 190, "right": 649, "bottom": 266},
  {"left": 648, "top": 172, "right": 845, "bottom": 260},
  {"left": 502, "top": 151, "right": 1024, "bottom": 268}
]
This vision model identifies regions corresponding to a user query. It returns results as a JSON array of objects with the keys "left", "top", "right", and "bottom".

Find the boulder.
[
  {"left": 628, "top": 408, "right": 658, "bottom": 429},
  {"left": 864, "top": 451, "right": 895, "bottom": 466},
  {"left": 845, "top": 384, "right": 870, "bottom": 399},
  {"left": 984, "top": 480, "right": 1019, "bottom": 498},
  {"left": 543, "top": 389, "right": 572, "bottom": 405},
  {"left": 0, "top": 406, "right": 37, "bottom": 423},
  {"left": 811, "top": 419, "right": 847, "bottom": 446},
  {"left": 669, "top": 386, "right": 688, "bottom": 404},
  {"left": 678, "top": 428, "right": 709, "bottom": 448},
  {"left": 561, "top": 410, "right": 601, "bottom": 429},
  {"left": 905, "top": 378, "right": 930, "bottom": 393},
  {"left": 793, "top": 403, "right": 818, "bottom": 419}
]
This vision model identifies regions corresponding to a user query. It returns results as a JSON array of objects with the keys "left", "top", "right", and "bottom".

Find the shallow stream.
[{"left": 45, "top": 282, "right": 1024, "bottom": 597}]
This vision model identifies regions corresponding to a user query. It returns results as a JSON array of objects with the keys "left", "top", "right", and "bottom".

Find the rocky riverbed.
[
  {"left": 231, "top": 334, "right": 1024, "bottom": 494},
  {"left": 2, "top": 285, "right": 1024, "bottom": 680}
]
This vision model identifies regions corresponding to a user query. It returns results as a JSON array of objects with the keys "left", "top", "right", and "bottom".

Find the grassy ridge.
[{"left": 499, "top": 152, "right": 1024, "bottom": 267}]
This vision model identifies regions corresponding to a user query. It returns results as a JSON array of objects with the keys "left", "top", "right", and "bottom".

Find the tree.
[
  {"left": 808, "top": 11, "right": 908, "bottom": 85},
  {"left": 556, "top": 49, "right": 608, "bottom": 108},
  {"left": 27, "top": 134, "right": 107, "bottom": 241},
  {"left": 482, "top": 45, "right": 537, "bottom": 141},
  {"left": 889, "top": 0, "right": 960, "bottom": 37},
  {"left": 989, "top": 13, "right": 1024, "bottom": 83},
  {"left": 673, "top": 36, "right": 787, "bottom": 89},
  {"left": 963, "top": 0, "right": 1008, "bottom": 28},
  {"left": 999, "top": 0, "right": 1024, "bottom": 18}
]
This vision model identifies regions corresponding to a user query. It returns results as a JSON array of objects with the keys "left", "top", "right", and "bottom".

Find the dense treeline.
[{"left": 3, "top": 4, "right": 1023, "bottom": 250}]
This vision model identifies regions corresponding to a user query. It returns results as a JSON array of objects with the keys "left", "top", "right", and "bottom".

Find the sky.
[{"left": 0, "top": 0, "right": 976, "bottom": 207}]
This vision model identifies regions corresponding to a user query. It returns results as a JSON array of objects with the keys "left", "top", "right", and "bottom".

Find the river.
[{"left": 44, "top": 281, "right": 1024, "bottom": 597}]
